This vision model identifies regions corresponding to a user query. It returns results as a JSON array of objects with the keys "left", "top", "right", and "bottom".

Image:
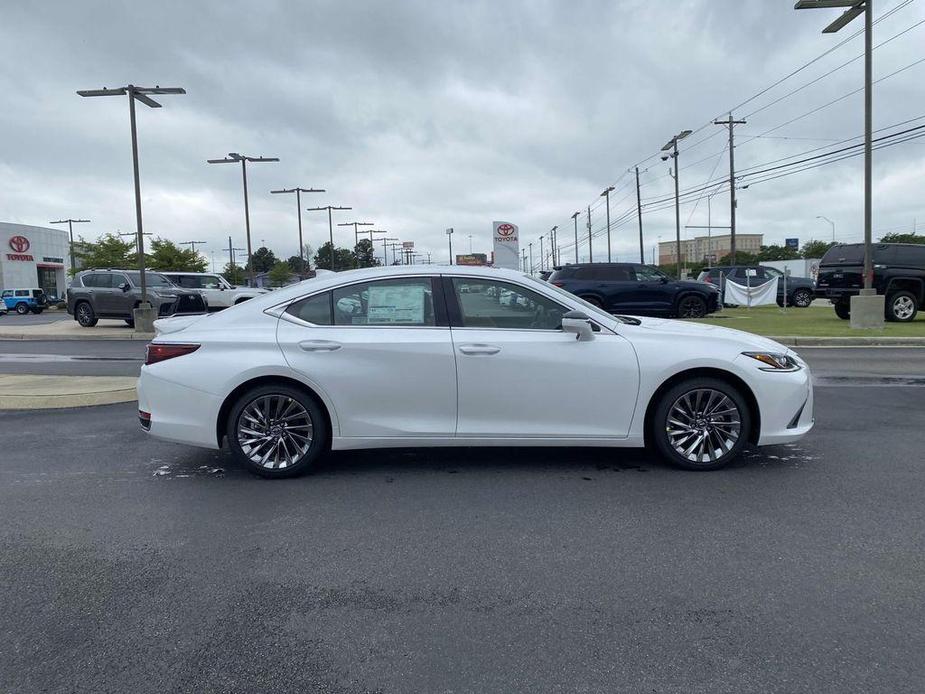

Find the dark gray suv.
[{"left": 66, "top": 269, "right": 207, "bottom": 327}]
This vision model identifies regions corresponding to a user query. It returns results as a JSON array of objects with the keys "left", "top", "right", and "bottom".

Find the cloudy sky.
[{"left": 1, "top": 0, "right": 923, "bottom": 268}]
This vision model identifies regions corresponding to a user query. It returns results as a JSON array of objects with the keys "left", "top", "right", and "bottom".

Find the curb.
[
  {"left": 0, "top": 375, "right": 138, "bottom": 410},
  {"left": 769, "top": 336, "right": 925, "bottom": 347},
  {"left": 0, "top": 332, "right": 153, "bottom": 341}
]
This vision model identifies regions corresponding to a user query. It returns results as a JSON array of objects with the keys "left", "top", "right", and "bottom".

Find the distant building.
[
  {"left": 659, "top": 233, "right": 763, "bottom": 265},
  {"left": 0, "top": 222, "right": 70, "bottom": 298}
]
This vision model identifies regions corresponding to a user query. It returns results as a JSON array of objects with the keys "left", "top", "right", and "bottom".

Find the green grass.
[{"left": 685, "top": 304, "right": 925, "bottom": 337}]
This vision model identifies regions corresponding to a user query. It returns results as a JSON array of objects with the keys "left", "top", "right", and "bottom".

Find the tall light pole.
[
  {"left": 77, "top": 84, "right": 184, "bottom": 308},
  {"left": 661, "top": 129, "right": 692, "bottom": 278},
  {"left": 817, "top": 215, "right": 836, "bottom": 242},
  {"left": 586, "top": 206, "right": 593, "bottom": 263},
  {"left": 271, "top": 187, "right": 325, "bottom": 276},
  {"left": 600, "top": 186, "right": 614, "bottom": 262},
  {"left": 306, "top": 206, "right": 352, "bottom": 270},
  {"left": 635, "top": 166, "right": 645, "bottom": 263},
  {"left": 180, "top": 240, "right": 207, "bottom": 266},
  {"left": 446, "top": 228, "right": 454, "bottom": 264},
  {"left": 539, "top": 235, "right": 545, "bottom": 271},
  {"left": 338, "top": 221, "right": 374, "bottom": 248},
  {"left": 550, "top": 226, "right": 558, "bottom": 266},
  {"left": 49, "top": 218, "right": 90, "bottom": 276},
  {"left": 714, "top": 114, "right": 746, "bottom": 265},
  {"left": 528, "top": 242, "right": 533, "bottom": 274},
  {"left": 208, "top": 153, "right": 279, "bottom": 286},
  {"left": 571, "top": 211, "right": 580, "bottom": 263},
  {"left": 382, "top": 237, "right": 399, "bottom": 266},
  {"left": 796, "top": 0, "right": 879, "bottom": 325},
  {"left": 360, "top": 229, "right": 388, "bottom": 265}
]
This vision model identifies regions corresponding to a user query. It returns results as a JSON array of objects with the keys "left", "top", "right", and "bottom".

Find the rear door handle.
[
  {"left": 458, "top": 343, "right": 501, "bottom": 356},
  {"left": 298, "top": 340, "right": 342, "bottom": 352}
]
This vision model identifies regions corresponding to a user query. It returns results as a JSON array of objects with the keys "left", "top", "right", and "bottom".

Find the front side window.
[
  {"left": 1, "top": 290, "right": 11, "bottom": 298},
  {"left": 332, "top": 278, "right": 436, "bottom": 326},
  {"left": 452, "top": 278, "right": 566, "bottom": 330},
  {"left": 203, "top": 276, "right": 223, "bottom": 289}
]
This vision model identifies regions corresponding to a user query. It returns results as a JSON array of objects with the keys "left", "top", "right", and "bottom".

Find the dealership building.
[{"left": 0, "top": 222, "right": 70, "bottom": 298}]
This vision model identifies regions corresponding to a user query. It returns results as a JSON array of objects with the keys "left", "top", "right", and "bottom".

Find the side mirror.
[
  {"left": 119, "top": 283, "right": 130, "bottom": 292},
  {"left": 659, "top": 276, "right": 669, "bottom": 284},
  {"left": 562, "top": 310, "right": 595, "bottom": 342}
]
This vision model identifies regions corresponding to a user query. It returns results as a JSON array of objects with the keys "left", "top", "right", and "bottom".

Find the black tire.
[
  {"left": 578, "top": 295, "right": 603, "bottom": 309},
  {"left": 226, "top": 384, "right": 328, "bottom": 478},
  {"left": 124, "top": 318, "right": 135, "bottom": 327},
  {"left": 31, "top": 307, "right": 44, "bottom": 314},
  {"left": 885, "top": 290, "right": 918, "bottom": 322},
  {"left": 676, "top": 294, "right": 707, "bottom": 319},
  {"left": 651, "top": 377, "right": 752, "bottom": 471},
  {"left": 15, "top": 303, "right": 29, "bottom": 315},
  {"left": 74, "top": 301, "right": 98, "bottom": 327},
  {"left": 790, "top": 289, "right": 813, "bottom": 308},
  {"left": 834, "top": 302, "right": 850, "bottom": 320}
]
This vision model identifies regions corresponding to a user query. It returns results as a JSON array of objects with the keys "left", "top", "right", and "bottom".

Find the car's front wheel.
[
  {"left": 676, "top": 295, "right": 707, "bottom": 318},
  {"left": 651, "top": 377, "right": 751, "bottom": 471},
  {"left": 791, "top": 288, "right": 813, "bottom": 308},
  {"left": 15, "top": 303, "right": 29, "bottom": 315},
  {"left": 226, "top": 384, "right": 328, "bottom": 478},
  {"left": 886, "top": 290, "right": 918, "bottom": 322},
  {"left": 75, "top": 301, "right": 98, "bottom": 327}
]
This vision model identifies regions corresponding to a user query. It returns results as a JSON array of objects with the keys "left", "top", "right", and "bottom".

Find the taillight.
[{"left": 145, "top": 343, "right": 200, "bottom": 365}]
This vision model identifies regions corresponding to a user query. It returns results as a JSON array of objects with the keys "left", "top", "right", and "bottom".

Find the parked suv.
[
  {"left": 66, "top": 269, "right": 207, "bottom": 327},
  {"left": 1, "top": 288, "right": 48, "bottom": 315},
  {"left": 697, "top": 265, "right": 815, "bottom": 308},
  {"left": 816, "top": 243, "right": 925, "bottom": 322},
  {"left": 548, "top": 263, "right": 720, "bottom": 317},
  {"left": 160, "top": 272, "right": 267, "bottom": 310}
]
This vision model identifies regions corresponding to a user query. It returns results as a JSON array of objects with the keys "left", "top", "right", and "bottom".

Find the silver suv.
[{"left": 66, "top": 269, "right": 207, "bottom": 327}]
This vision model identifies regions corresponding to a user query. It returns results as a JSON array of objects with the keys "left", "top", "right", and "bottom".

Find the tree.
[
  {"left": 268, "top": 261, "right": 294, "bottom": 287},
  {"left": 247, "top": 246, "right": 277, "bottom": 273},
  {"left": 314, "top": 242, "right": 355, "bottom": 271},
  {"left": 147, "top": 238, "right": 208, "bottom": 272},
  {"left": 801, "top": 239, "right": 837, "bottom": 259},
  {"left": 222, "top": 263, "right": 246, "bottom": 286},
  {"left": 715, "top": 251, "right": 759, "bottom": 266},
  {"left": 354, "top": 238, "right": 379, "bottom": 268},
  {"left": 879, "top": 232, "right": 925, "bottom": 244},
  {"left": 73, "top": 233, "right": 136, "bottom": 271},
  {"left": 287, "top": 255, "right": 311, "bottom": 276},
  {"left": 757, "top": 244, "right": 800, "bottom": 262}
]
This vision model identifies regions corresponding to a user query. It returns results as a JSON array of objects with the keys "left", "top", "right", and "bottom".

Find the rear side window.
[
  {"left": 333, "top": 278, "right": 436, "bottom": 326},
  {"left": 83, "top": 273, "right": 112, "bottom": 288},
  {"left": 821, "top": 244, "right": 865, "bottom": 265},
  {"left": 286, "top": 292, "right": 333, "bottom": 325}
]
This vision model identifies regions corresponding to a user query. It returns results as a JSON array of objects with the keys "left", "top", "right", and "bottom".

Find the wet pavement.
[{"left": 2, "top": 373, "right": 924, "bottom": 692}]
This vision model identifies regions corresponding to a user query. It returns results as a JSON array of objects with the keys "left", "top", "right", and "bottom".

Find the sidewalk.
[
  {"left": 0, "top": 318, "right": 153, "bottom": 341},
  {"left": 0, "top": 374, "right": 137, "bottom": 410}
]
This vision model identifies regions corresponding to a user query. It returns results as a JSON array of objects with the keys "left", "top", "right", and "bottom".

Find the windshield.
[
  {"left": 763, "top": 267, "right": 782, "bottom": 278},
  {"left": 125, "top": 272, "right": 173, "bottom": 287}
]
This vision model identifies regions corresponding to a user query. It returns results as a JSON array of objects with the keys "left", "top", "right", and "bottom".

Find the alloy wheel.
[
  {"left": 793, "top": 290, "right": 812, "bottom": 307},
  {"left": 678, "top": 296, "right": 706, "bottom": 318},
  {"left": 236, "top": 394, "right": 314, "bottom": 469},
  {"left": 666, "top": 388, "right": 741, "bottom": 464},
  {"left": 892, "top": 295, "right": 915, "bottom": 320}
]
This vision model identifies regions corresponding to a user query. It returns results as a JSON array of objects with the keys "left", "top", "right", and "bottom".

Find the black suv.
[
  {"left": 697, "top": 265, "right": 816, "bottom": 308},
  {"left": 548, "top": 263, "right": 720, "bottom": 318},
  {"left": 816, "top": 243, "right": 925, "bottom": 322}
]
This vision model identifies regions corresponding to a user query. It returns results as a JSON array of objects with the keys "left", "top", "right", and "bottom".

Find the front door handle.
[
  {"left": 458, "top": 343, "right": 501, "bottom": 355},
  {"left": 298, "top": 340, "right": 342, "bottom": 352}
]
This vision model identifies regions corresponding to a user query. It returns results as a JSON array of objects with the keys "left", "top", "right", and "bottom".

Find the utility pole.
[
  {"left": 586, "top": 206, "right": 593, "bottom": 263},
  {"left": 571, "top": 211, "right": 580, "bottom": 263},
  {"left": 271, "top": 186, "right": 325, "bottom": 276},
  {"left": 662, "top": 129, "right": 692, "bottom": 279},
  {"left": 635, "top": 167, "right": 645, "bottom": 263},
  {"left": 50, "top": 218, "right": 90, "bottom": 276},
  {"left": 338, "top": 221, "right": 374, "bottom": 248},
  {"left": 77, "top": 84, "right": 184, "bottom": 311},
  {"left": 306, "top": 205, "right": 352, "bottom": 270},
  {"left": 713, "top": 114, "right": 746, "bottom": 265},
  {"left": 225, "top": 236, "right": 245, "bottom": 271},
  {"left": 522, "top": 248, "right": 527, "bottom": 272},
  {"left": 446, "top": 227, "right": 454, "bottom": 264},
  {"left": 180, "top": 240, "right": 207, "bottom": 254},
  {"left": 600, "top": 186, "right": 614, "bottom": 262},
  {"left": 208, "top": 153, "right": 279, "bottom": 286},
  {"left": 528, "top": 242, "right": 533, "bottom": 274},
  {"left": 539, "top": 235, "right": 545, "bottom": 271},
  {"left": 550, "top": 226, "right": 558, "bottom": 266},
  {"left": 382, "top": 237, "right": 398, "bottom": 265}
]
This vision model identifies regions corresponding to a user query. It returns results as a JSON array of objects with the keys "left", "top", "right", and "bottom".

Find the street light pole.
[
  {"left": 817, "top": 215, "right": 837, "bottom": 242},
  {"left": 77, "top": 84, "right": 184, "bottom": 307},
  {"left": 661, "top": 129, "right": 692, "bottom": 279},
  {"left": 338, "top": 221, "right": 374, "bottom": 248},
  {"left": 539, "top": 235, "right": 545, "bottom": 271},
  {"left": 550, "top": 226, "right": 558, "bottom": 266},
  {"left": 600, "top": 186, "right": 614, "bottom": 262},
  {"left": 208, "top": 153, "right": 279, "bottom": 286},
  {"left": 271, "top": 187, "right": 325, "bottom": 276},
  {"left": 635, "top": 166, "right": 645, "bottom": 263},
  {"left": 306, "top": 206, "right": 352, "bottom": 270},
  {"left": 50, "top": 218, "right": 90, "bottom": 276},
  {"left": 571, "top": 211, "right": 580, "bottom": 263},
  {"left": 446, "top": 228, "right": 454, "bottom": 264}
]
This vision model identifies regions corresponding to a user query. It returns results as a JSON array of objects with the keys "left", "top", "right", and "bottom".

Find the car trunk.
[{"left": 816, "top": 246, "right": 865, "bottom": 292}]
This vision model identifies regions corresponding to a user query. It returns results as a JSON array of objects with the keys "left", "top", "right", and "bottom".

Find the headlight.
[
  {"left": 154, "top": 292, "right": 177, "bottom": 300},
  {"left": 742, "top": 352, "right": 801, "bottom": 371}
]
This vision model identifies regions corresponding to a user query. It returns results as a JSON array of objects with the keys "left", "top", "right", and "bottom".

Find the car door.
[
  {"left": 447, "top": 276, "right": 639, "bottom": 438},
  {"left": 631, "top": 265, "right": 674, "bottom": 313},
  {"left": 89, "top": 273, "right": 120, "bottom": 313},
  {"left": 276, "top": 275, "right": 458, "bottom": 438},
  {"left": 200, "top": 275, "right": 231, "bottom": 308}
]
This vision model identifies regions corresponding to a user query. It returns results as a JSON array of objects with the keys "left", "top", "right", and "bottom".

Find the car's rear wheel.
[
  {"left": 676, "top": 295, "right": 707, "bottom": 318},
  {"left": 834, "top": 301, "right": 850, "bottom": 320},
  {"left": 885, "top": 291, "right": 918, "bottom": 322},
  {"left": 791, "top": 289, "right": 813, "bottom": 308},
  {"left": 75, "top": 301, "right": 98, "bottom": 327},
  {"left": 31, "top": 307, "right": 44, "bottom": 314},
  {"left": 651, "top": 377, "right": 751, "bottom": 471},
  {"left": 226, "top": 384, "right": 328, "bottom": 478},
  {"left": 15, "top": 303, "right": 29, "bottom": 315}
]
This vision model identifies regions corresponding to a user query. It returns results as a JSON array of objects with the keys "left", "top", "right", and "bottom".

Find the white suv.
[{"left": 161, "top": 272, "right": 268, "bottom": 310}]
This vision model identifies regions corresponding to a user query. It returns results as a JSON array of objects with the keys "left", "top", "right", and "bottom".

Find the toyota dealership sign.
[
  {"left": 492, "top": 221, "right": 519, "bottom": 270},
  {"left": 6, "top": 235, "right": 34, "bottom": 261}
]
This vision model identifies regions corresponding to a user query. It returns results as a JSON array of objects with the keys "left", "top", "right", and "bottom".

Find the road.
[
  {"left": 0, "top": 339, "right": 144, "bottom": 376},
  {"left": 0, "top": 310, "right": 70, "bottom": 326},
  {"left": 0, "top": 348, "right": 924, "bottom": 692}
]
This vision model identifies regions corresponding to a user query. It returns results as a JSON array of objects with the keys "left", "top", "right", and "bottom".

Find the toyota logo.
[
  {"left": 497, "top": 224, "right": 515, "bottom": 237},
  {"left": 9, "top": 236, "right": 30, "bottom": 253}
]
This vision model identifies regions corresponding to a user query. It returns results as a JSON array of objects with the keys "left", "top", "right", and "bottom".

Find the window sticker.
[{"left": 367, "top": 284, "right": 426, "bottom": 324}]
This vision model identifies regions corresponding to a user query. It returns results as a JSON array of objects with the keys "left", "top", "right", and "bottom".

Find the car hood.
[{"left": 628, "top": 315, "right": 788, "bottom": 353}]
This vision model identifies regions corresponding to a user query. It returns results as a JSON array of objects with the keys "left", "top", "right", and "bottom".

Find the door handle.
[
  {"left": 298, "top": 340, "right": 342, "bottom": 352},
  {"left": 458, "top": 343, "right": 501, "bottom": 355}
]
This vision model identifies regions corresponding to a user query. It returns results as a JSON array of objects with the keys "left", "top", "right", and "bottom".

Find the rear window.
[{"left": 820, "top": 244, "right": 865, "bottom": 265}]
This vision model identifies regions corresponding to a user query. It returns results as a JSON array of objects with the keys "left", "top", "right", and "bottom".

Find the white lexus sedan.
[{"left": 138, "top": 265, "right": 813, "bottom": 477}]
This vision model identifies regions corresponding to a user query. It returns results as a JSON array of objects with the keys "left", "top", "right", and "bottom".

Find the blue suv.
[
  {"left": 548, "top": 263, "right": 720, "bottom": 318},
  {"left": 1, "top": 288, "right": 48, "bottom": 315}
]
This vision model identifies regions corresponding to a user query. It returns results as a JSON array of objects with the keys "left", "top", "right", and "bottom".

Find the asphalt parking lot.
[{"left": 1, "top": 350, "right": 924, "bottom": 692}]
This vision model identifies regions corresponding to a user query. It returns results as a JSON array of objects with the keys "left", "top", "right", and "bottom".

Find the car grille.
[{"left": 175, "top": 293, "right": 207, "bottom": 314}]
